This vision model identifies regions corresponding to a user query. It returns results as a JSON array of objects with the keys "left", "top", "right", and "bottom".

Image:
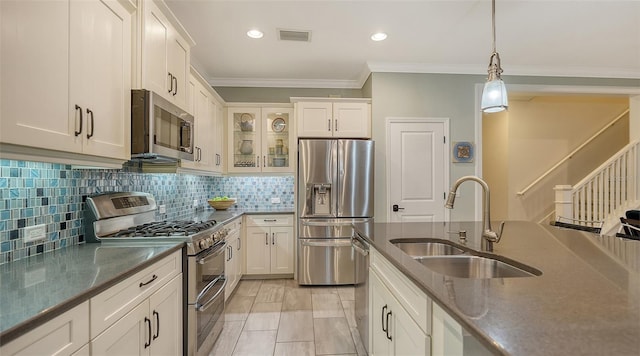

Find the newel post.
[{"left": 554, "top": 185, "right": 573, "bottom": 220}]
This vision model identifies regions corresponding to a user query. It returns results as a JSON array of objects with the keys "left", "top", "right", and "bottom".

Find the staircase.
[{"left": 554, "top": 140, "right": 639, "bottom": 235}]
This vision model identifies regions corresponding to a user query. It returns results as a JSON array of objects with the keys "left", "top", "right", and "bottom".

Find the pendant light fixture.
[{"left": 481, "top": 0, "right": 508, "bottom": 113}]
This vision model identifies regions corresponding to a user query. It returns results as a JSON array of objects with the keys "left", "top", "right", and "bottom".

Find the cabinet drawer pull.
[
  {"left": 263, "top": 219, "right": 277, "bottom": 222},
  {"left": 74, "top": 105, "right": 83, "bottom": 136},
  {"left": 86, "top": 108, "right": 94, "bottom": 139},
  {"left": 152, "top": 310, "right": 160, "bottom": 340},
  {"left": 386, "top": 310, "right": 393, "bottom": 340},
  {"left": 144, "top": 317, "right": 152, "bottom": 348},
  {"left": 139, "top": 274, "right": 158, "bottom": 288},
  {"left": 172, "top": 76, "right": 178, "bottom": 96},
  {"left": 381, "top": 304, "right": 387, "bottom": 333}
]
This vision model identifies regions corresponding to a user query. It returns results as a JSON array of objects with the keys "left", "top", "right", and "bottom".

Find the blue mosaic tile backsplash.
[{"left": 0, "top": 159, "right": 294, "bottom": 264}]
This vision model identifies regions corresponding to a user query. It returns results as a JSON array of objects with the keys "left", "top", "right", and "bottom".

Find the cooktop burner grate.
[{"left": 112, "top": 220, "right": 218, "bottom": 237}]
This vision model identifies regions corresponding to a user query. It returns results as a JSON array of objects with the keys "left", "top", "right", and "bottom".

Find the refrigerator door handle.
[
  {"left": 300, "top": 220, "right": 355, "bottom": 226},
  {"left": 300, "top": 239, "right": 353, "bottom": 248}
]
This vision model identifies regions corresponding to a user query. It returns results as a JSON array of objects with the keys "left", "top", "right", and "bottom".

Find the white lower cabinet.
[
  {"left": 370, "top": 269, "right": 429, "bottom": 356},
  {"left": 370, "top": 248, "right": 493, "bottom": 356},
  {"left": 0, "top": 250, "right": 183, "bottom": 356},
  {"left": 91, "top": 274, "right": 182, "bottom": 356},
  {"left": 245, "top": 215, "right": 294, "bottom": 275},
  {"left": 225, "top": 218, "right": 243, "bottom": 300},
  {"left": 0, "top": 302, "right": 89, "bottom": 356}
]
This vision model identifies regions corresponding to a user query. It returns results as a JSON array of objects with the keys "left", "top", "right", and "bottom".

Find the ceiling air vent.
[{"left": 278, "top": 29, "right": 311, "bottom": 42}]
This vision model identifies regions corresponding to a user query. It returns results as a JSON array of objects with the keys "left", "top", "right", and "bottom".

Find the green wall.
[{"left": 370, "top": 72, "right": 639, "bottom": 222}]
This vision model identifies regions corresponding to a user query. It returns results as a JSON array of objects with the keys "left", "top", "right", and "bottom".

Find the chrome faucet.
[{"left": 445, "top": 176, "right": 505, "bottom": 252}]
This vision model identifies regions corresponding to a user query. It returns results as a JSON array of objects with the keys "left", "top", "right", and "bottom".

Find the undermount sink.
[
  {"left": 390, "top": 238, "right": 466, "bottom": 257},
  {"left": 415, "top": 255, "right": 542, "bottom": 279}
]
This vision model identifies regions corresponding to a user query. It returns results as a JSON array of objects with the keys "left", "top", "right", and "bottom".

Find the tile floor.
[{"left": 210, "top": 279, "right": 367, "bottom": 356}]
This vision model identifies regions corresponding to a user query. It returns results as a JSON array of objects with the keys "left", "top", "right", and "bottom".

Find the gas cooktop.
[{"left": 84, "top": 192, "right": 227, "bottom": 255}]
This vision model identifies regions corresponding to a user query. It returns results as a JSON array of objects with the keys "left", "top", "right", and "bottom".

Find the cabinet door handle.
[
  {"left": 74, "top": 105, "right": 83, "bottom": 136},
  {"left": 327, "top": 119, "right": 331, "bottom": 132},
  {"left": 168, "top": 72, "right": 173, "bottom": 93},
  {"left": 237, "top": 237, "right": 241, "bottom": 251},
  {"left": 144, "top": 317, "right": 152, "bottom": 348},
  {"left": 86, "top": 109, "right": 94, "bottom": 139},
  {"left": 152, "top": 310, "right": 160, "bottom": 340},
  {"left": 230, "top": 244, "right": 233, "bottom": 259},
  {"left": 265, "top": 233, "right": 268, "bottom": 245},
  {"left": 172, "top": 76, "right": 178, "bottom": 96},
  {"left": 381, "top": 305, "right": 387, "bottom": 333},
  {"left": 335, "top": 119, "right": 338, "bottom": 132},
  {"left": 386, "top": 310, "right": 393, "bottom": 340},
  {"left": 139, "top": 274, "right": 158, "bottom": 288},
  {"left": 272, "top": 232, "right": 275, "bottom": 245},
  {"left": 256, "top": 155, "right": 260, "bottom": 167}
]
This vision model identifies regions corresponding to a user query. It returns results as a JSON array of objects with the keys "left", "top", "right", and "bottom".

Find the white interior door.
[{"left": 387, "top": 118, "right": 449, "bottom": 222}]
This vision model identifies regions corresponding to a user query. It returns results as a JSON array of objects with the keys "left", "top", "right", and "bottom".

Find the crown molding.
[
  {"left": 203, "top": 62, "right": 639, "bottom": 90},
  {"left": 366, "top": 61, "right": 640, "bottom": 80},
  {"left": 209, "top": 77, "right": 364, "bottom": 89}
]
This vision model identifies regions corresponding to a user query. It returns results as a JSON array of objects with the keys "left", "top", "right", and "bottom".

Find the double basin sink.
[{"left": 391, "top": 238, "right": 542, "bottom": 279}]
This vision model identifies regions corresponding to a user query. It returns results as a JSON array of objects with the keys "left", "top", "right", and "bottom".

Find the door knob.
[{"left": 392, "top": 204, "right": 404, "bottom": 212}]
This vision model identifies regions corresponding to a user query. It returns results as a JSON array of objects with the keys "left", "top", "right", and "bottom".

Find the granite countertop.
[
  {"left": 190, "top": 207, "right": 295, "bottom": 224},
  {"left": 0, "top": 207, "right": 295, "bottom": 345},
  {"left": 354, "top": 220, "right": 640, "bottom": 355},
  {"left": 0, "top": 242, "right": 183, "bottom": 346}
]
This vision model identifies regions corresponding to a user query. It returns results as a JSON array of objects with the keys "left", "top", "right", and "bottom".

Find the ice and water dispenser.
[{"left": 306, "top": 183, "right": 332, "bottom": 216}]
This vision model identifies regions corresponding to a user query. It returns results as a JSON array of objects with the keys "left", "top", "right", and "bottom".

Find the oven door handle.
[
  {"left": 196, "top": 277, "right": 227, "bottom": 312},
  {"left": 195, "top": 274, "right": 224, "bottom": 304},
  {"left": 197, "top": 241, "right": 226, "bottom": 265}
]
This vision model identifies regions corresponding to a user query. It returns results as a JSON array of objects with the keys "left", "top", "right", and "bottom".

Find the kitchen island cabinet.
[
  {"left": 370, "top": 266, "right": 430, "bottom": 355},
  {"left": 354, "top": 221, "right": 640, "bottom": 355},
  {"left": 1, "top": 0, "right": 134, "bottom": 165}
]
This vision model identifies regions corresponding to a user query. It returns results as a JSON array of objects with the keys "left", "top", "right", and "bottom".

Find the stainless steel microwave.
[{"left": 131, "top": 89, "right": 194, "bottom": 162}]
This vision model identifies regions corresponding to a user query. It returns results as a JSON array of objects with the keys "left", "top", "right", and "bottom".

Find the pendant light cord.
[{"left": 492, "top": 0, "right": 497, "bottom": 54}]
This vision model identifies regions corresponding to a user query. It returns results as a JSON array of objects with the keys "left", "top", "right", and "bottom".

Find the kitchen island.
[{"left": 354, "top": 220, "right": 640, "bottom": 355}]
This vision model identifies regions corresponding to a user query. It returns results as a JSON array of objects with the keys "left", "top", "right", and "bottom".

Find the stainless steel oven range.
[{"left": 84, "top": 192, "right": 228, "bottom": 356}]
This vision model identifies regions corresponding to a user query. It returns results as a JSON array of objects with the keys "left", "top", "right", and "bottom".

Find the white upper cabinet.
[
  {"left": 141, "top": 0, "right": 193, "bottom": 112},
  {"left": 293, "top": 98, "right": 371, "bottom": 138},
  {"left": 0, "top": 0, "right": 133, "bottom": 162},
  {"left": 227, "top": 106, "right": 295, "bottom": 173},
  {"left": 180, "top": 69, "right": 225, "bottom": 175}
]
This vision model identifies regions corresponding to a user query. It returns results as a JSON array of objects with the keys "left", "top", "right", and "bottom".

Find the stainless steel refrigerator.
[{"left": 297, "top": 139, "right": 374, "bottom": 285}]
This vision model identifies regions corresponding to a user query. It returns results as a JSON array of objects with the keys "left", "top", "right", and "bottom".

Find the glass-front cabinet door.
[
  {"left": 227, "top": 106, "right": 294, "bottom": 173},
  {"left": 229, "top": 108, "right": 261, "bottom": 172},
  {"left": 262, "top": 107, "right": 293, "bottom": 173}
]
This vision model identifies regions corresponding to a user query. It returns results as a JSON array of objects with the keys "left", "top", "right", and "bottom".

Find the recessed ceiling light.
[
  {"left": 247, "top": 29, "right": 264, "bottom": 39},
  {"left": 371, "top": 32, "right": 387, "bottom": 41}
]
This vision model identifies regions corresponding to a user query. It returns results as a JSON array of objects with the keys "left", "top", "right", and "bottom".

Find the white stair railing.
[
  {"left": 519, "top": 109, "right": 629, "bottom": 196},
  {"left": 555, "top": 140, "right": 639, "bottom": 226}
]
